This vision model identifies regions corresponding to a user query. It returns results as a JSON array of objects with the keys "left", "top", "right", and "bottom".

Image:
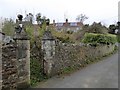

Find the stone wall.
[
  {"left": 50, "top": 43, "right": 115, "bottom": 76},
  {"left": 2, "top": 44, "right": 18, "bottom": 89},
  {"left": 0, "top": 41, "right": 2, "bottom": 90},
  {"left": 1, "top": 40, "right": 30, "bottom": 90},
  {"left": 42, "top": 32, "right": 115, "bottom": 76}
]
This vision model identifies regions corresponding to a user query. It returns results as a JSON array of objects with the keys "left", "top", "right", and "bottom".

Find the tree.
[
  {"left": 108, "top": 24, "right": 117, "bottom": 34},
  {"left": 88, "top": 22, "right": 108, "bottom": 34},
  {"left": 75, "top": 24, "right": 90, "bottom": 41},
  {"left": 24, "top": 13, "right": 34, "bottom": 24},
  {"left": 36, "top": 13, "right": 50, "bottom": 27},
  {"left": 76, "top": 14, "right": 88, "bottom": 23},
  {"left": 41, "top": 16, "right": 46, "bottom": 25},
  {"left": 36, "top": 13, "right": 41, "bottom": 25},
  {"left": 2, "top": 18, "right": 15, "bottom": 36}
]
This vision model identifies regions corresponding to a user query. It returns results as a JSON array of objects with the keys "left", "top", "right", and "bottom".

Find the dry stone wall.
[
  {"left": 2, "top": 44, "right": 18, "bottom": 90},
  {"left": 41, "top": 31, "right": 115, "bottom": 76},
  {"left": 1, "top": 40, "right": 30, "bottom": 90},
  {"left": 51, "top": 43, "right": 115, "bottom": 75}
]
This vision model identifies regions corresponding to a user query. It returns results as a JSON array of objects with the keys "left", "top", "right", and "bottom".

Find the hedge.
[
  {"left": 82, "top": 33, "right": 117, "bottom": 45},
  {"left": 117, "top": 35, "right": 120, "bottom": 43}
]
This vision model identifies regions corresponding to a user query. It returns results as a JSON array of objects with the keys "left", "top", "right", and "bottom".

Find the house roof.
[
  {"left": 32, "top": 21, "right": 83, "bottom": 30},
  {"left": 53, "top": 22, "right": 83, "bottom": 27}
]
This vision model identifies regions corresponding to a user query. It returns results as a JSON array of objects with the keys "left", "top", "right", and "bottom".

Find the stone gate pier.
[
  {"left": 1, "top": 15, "right": 30, "bottom": 90},
  {"left": 41, "top": 30, "right": 55, "bottom": 77}
]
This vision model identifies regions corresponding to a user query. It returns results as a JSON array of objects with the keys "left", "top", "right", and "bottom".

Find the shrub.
[
  {"left": 82, "top": 33, "right": 117, "bottom": 45},
  {"left": 30, "top": 57, "right": 48, "bottom": 86},
  {"left": 88, "top": 22, "right": 108, "bottom": 34},
  {"left": 56, "top": 37, "right": 72, "bottom": 43},
  {"left": 30, "top": 42, "right": 48, "bottom": 86},
  {"left": 66, "top": 31, "right": 73, "bottom": 34},
  {"left": 2, "top": 18, "right": 15, "bottom": 36},
  {"left": 117, "top": 35, "right": 120, "bottom": 43},
  {"left": 51, "top": 29, "right": 75, "bottom": 43}
]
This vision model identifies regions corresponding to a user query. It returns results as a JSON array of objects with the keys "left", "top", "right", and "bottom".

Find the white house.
[{"left": 115, "top": 29, "right": 118, "bottom": 34}]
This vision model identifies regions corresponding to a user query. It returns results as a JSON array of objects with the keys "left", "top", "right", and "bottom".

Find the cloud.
[{"left": 0, "top": 0, "right": 119, "bottom": 25}]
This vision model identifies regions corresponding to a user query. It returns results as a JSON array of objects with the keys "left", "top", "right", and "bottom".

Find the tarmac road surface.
[{"left": 35, "top": 52, "right": 118, "bottom": 88}]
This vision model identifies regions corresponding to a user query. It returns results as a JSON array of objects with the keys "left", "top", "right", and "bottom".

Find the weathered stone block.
[{"left": 1, "top": 39, "right": 30, "bottom": 89}]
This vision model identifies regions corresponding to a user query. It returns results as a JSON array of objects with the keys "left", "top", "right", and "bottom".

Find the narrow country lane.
[{"left": 35, "top": 52, "right": 118, "bottom": 88}]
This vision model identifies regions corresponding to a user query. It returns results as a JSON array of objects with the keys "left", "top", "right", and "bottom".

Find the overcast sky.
[{"left": 0, "top": 0, "right": 119, "bottom": 25}]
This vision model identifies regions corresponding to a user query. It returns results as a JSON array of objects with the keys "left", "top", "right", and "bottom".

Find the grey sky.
[{"left": 0, "top": 0, "right": 119, "bottom": 25}]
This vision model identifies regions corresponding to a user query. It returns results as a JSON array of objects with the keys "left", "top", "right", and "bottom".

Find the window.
[
  {"left": 76, "top": 27, "right": 80, "bottom": 30},
  {"left": 70, "top": 23, "right": 77, "bottom": 26},
  {"left": 56, "top": 23, "right": 63, "bottom": 27}
]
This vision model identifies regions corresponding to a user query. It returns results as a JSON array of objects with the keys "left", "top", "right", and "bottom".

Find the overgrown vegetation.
[
  {"left": 74, "top": 22, "right": 109, "bottom": 42},
  {"left": 117, "top": 35, "right": 120, "bottom": 43},
  {"left": 50, "top": 28, "right": 75, "bottom": 43},
  {"left": 87, "top": 22, "right": 108, "bottom": 34},
  {"left": 82, "top": 33, "right": 117, "bottom": 46},
  {"left": 25, "top": 23, "right": 48, "bottom": 86},
  {"left": 2, "top": 18, "right": 15, "bottom": 36},
  {"left": 30, "top": 57, "right": 48, "bottom": 86},
  {"left": 108, "top": 24, "right": 118, "bottom": 34}
]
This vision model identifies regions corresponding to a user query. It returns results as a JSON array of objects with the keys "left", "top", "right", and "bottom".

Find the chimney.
[
  {"left": 64, "top": 19, "right": 68, "bottom": 27},
  {"left": 53, "top": 20, "right": 55, "bottom": 26},
  {"left": 66, "top": 19, "right": 68, "bottom": 23}
]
